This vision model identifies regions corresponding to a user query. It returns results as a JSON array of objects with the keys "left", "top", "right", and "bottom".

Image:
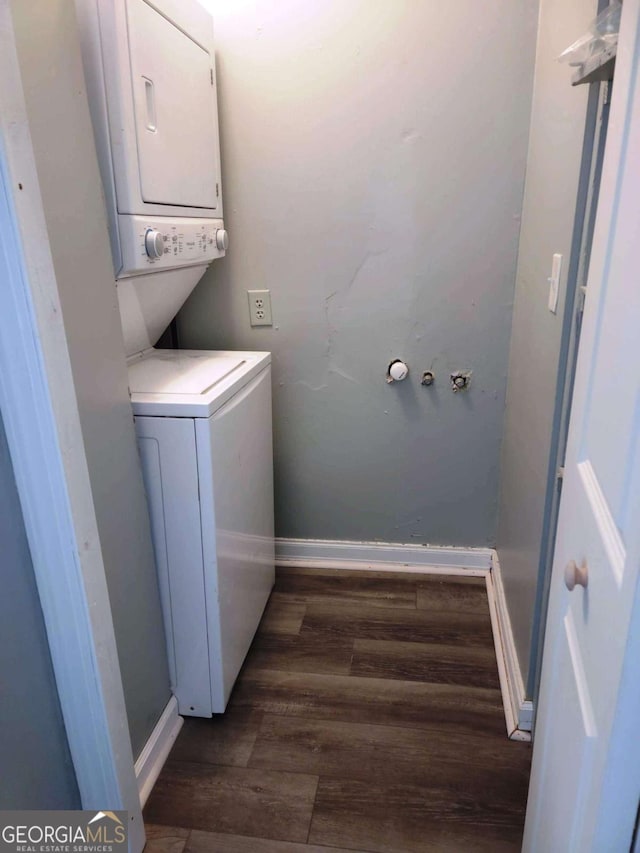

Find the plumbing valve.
[
  {"left": 387, "top": 360, "right": 409, "bottom": 383},
  {"left": 450, "top": 371, "right": 471, "bottom": 392}
]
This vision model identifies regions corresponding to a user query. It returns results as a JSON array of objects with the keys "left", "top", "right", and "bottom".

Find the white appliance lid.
[{"left": 128, "top": 351, "right": 246, "bottom": 395}]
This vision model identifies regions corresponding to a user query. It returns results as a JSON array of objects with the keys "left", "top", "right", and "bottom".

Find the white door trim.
[{"left": 0, "top": 5, "right": 143, "bottom": 850}]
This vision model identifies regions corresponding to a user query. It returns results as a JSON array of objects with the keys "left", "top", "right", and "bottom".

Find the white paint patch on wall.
[{"left": 183, "top": 0, "right": 539, "bottom": 546}]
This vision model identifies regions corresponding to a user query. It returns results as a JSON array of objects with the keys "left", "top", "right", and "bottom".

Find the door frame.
[
  {"left": 528, "top": 0, "right": 614, "bottom": 707},
  {"left": 0, "top": 4, "right": 143, "bottom": 850},
  {"left": 530, "top": 75, "right": 611, "bottom": 711}
]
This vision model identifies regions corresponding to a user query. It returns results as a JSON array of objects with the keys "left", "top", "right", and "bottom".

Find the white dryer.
[
  {"left": 75, "top": 0, "right": 228, "bottom": 356},
  {"left": 130, "top": 350, "right": 274, "bottom": 716}
]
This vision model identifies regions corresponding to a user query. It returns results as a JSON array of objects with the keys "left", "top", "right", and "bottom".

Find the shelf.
[{"left": 572, "top": 43, "right": 617, "bottom": 85}]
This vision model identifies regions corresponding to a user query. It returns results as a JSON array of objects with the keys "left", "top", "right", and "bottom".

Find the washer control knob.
[
  {"left": 216, "top": 229, "right": 229, "bottom": 251},
  {"left": 144, "top": 229, "right": 165, "bottom": 259}
]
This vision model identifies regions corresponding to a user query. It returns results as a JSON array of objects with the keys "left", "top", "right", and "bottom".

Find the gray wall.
[
  {"left": 179, "top": 0, "right": 538, "bottom": 546},
  {"left": 10, "top": 0, "right": 170, "bottom": 758},
  {"left": 496, "top": 0, "right": 596, "bottom": 691},
  {"left": 0, "top": 412, "right": 80, "bottom": 809}
]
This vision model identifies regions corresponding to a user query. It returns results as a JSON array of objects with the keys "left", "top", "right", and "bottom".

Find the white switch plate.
[
  {"left": 248, "top": 290, "right": 272, "bottom": 326},
  {"left": 548, "top": 253, "right": 562, "bottom": 314}
]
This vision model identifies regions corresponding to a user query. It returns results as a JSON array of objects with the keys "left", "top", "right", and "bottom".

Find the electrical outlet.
[{"left": 248, "top": 290, "right": 272, "bottom": 327}]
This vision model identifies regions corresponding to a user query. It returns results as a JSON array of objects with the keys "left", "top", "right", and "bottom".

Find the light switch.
[{"left": 548, "top": 253, "right": 562, "bottom": 314}]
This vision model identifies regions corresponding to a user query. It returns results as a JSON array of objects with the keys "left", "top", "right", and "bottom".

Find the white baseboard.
[
  {"left": 487, "top": 551, "right": 532, "bottom": 741},
  {"left": 275, "top": 538, "right": 492, "bottom": 575},
  {"left": 134, "top": 695, "right": 183, "bottom": 807}
]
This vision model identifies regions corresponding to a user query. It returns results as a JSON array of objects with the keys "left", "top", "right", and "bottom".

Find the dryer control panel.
[{"left": 118, "top": 214, "right": 227, "bottom": 277}]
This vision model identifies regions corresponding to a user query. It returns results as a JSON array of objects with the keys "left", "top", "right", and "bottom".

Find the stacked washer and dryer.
[{"left": 75, "top": 0, "right": 274, "bottom": 716}]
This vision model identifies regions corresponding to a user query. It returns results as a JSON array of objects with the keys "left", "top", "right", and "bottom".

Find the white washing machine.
[{"left": 130, "top": 349, "right": 274, "bottom": 716}]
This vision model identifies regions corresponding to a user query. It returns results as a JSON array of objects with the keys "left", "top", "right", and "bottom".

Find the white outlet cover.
[{"left": 248, "top": 289, "right": 272, "bottom": 327}]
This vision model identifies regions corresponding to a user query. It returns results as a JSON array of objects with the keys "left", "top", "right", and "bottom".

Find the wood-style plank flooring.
[{"left": 144, "top": 568, "right": 531, "bottom": 853}]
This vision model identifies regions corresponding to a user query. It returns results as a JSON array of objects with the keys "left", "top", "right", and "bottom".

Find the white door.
[
  {"left": 127, "top": 0, "right": 219, "bottom": 209},
  {"left": 523, "top": 2, "right": 640, "bottom": 850}
]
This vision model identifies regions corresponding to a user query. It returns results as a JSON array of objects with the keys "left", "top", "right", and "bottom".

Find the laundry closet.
[
  {"left": 2, "top": 0, "right": 630, "bottom": 846},
  {"left": 66, "top": 0, "right": 611, "bottom": 749}
]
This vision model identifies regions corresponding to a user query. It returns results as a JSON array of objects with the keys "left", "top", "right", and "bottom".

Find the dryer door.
[{"left": 127, "top": 0, "right": 219, "bottom": 209}]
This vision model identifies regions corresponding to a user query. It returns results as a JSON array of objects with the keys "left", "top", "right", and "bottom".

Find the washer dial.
[{"left": 144, "top": 229, "right": 165, "bottom": 259}]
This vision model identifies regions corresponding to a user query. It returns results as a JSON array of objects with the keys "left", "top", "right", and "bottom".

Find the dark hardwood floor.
[{"left": 144, "top": 567, "right": 531, "bottom": 853}]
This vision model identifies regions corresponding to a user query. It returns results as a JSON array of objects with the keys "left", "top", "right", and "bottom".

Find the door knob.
[{"left": 564, "top": 559, "right": 588, "bottom": 591}]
